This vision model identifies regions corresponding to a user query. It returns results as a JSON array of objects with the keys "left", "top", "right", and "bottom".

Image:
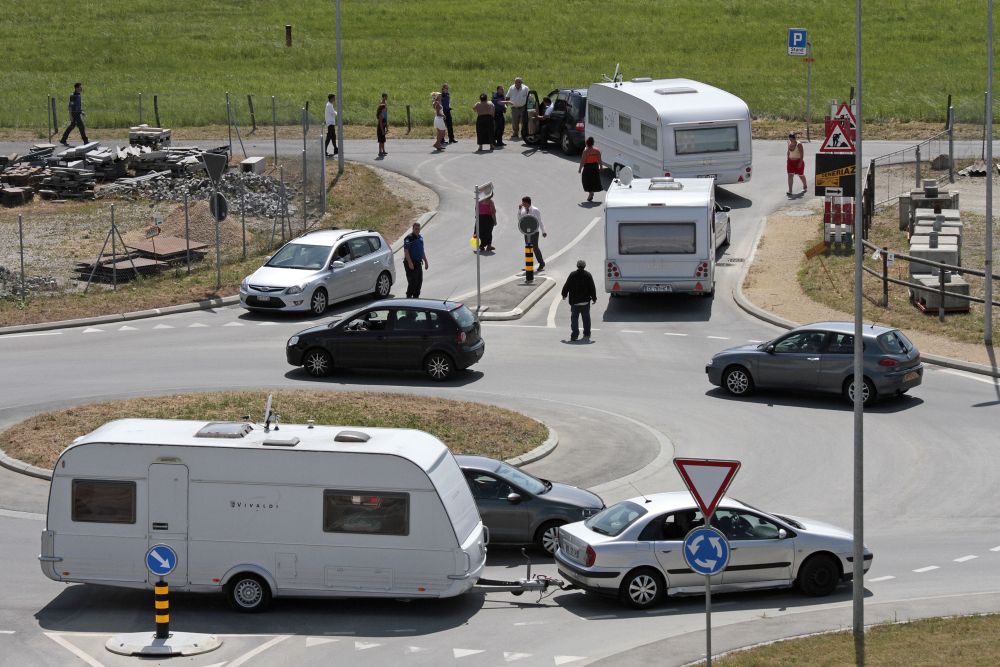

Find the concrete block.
[
  {"left": 913, "top": 208, "right": 961, "bottom": 222},
  {"left": 908, "top": 244, "right": 958, "bottom": 277},
  {"left": 240, "top": 156, "right": 266, "bottom": 174},
  {"left": 910, "top": 275, "right": 971, "bottom": 311},
  {"left": 912, "top": 225, "right": 962, "bottom": 241}
]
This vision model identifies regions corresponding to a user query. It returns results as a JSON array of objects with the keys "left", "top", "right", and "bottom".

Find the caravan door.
[{"left": 148, "top": 464, "right": 189, "bottom": 585}]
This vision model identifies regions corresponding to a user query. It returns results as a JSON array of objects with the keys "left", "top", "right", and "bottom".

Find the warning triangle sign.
[
  {"left": 673, "top": 458, "right": 741, "bottom": 519},
  {"left": 833, "top": 102, "right": 857, "bottom": 129},
  {"left": 820, "top": 123, "right": 856, "bottom": 153}
]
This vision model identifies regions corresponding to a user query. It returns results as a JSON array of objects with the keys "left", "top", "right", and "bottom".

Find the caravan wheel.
[{"left": 228, "top": 573, "right": 272, "bottom": 613}]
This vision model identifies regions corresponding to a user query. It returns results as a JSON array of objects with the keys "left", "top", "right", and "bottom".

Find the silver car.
[
  {"left": 556, "top": 492, "right": 872, "bottom": 609},
  {"left": 240, "top": 229, "right": 395, "bottom": 315},
  {"left": 705, "top": 321, "right": 923, "bottom": 406}
]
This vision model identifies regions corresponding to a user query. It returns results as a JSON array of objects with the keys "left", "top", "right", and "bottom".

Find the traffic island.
[
  {"left": 106, "top": 632, "right": 221, "bottom": 657},
  {"left": 458, "top": 275, "right": 556, "bottom": 320}
]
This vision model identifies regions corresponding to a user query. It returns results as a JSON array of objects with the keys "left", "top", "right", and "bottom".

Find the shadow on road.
[
  {"left": 716, "top": 186, "right": 753, "bottom": 210},
  {"left": 286, "top": 368, "right": 484, "bottom": 388},
  {"left": 601, "top": 294, "right": 713, "bottom": 323},
  {"left": 704, "top": 387, "right": 925, "bottom": 413}
]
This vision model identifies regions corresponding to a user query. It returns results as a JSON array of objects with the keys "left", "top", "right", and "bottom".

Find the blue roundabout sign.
[{"left": 683, "top": 526, "right": 730, "bottom": 576}]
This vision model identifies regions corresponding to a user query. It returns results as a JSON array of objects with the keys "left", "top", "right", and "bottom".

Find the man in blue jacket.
[{"left": 60, "top": 83, "right": 89, "bottom": 146}]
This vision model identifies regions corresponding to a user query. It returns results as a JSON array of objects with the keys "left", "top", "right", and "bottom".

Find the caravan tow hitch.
[{"left": 476, "top": 549, "right": 568, "bottom": 601}]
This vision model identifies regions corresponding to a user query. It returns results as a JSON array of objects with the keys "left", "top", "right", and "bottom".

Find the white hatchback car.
[
  {"left": 556, "top": 491, "right": 871, "bottom": 609},
  {"left": 240, "top": 229, "right": 395, "bottom": 315}
]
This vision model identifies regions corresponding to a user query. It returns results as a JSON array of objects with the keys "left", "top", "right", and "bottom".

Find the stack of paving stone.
[
  {"left": 131, "top": 146, "right": 216, "bottom": 176},
  {"left": 0, "top": 185, "right": 35, "bottom": 206},
  {"left": 85, "top": 145, "right": 131, "bottom": 181},
  {"left": 128, "top": 125, "right": 172, "bottom": 149},
  {"left": 17, "top": 144, "right": 57, "bottom": 165},
  {"left": 50, "top": 142, "right": 101, "bottom": 166},
  {"left": 38, "top": 167, "right": 96, "bottom": 199},
  {"left": 1, "top": 164, "right": 48, "bottom": 187}
]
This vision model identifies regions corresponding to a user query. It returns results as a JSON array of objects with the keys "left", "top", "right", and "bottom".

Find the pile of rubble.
[
  {"left": 131, "top": 145, "right": 228, "bottom": 177},
  {"left": 0, "top": 265, "right": 58, "bottom": 300}
]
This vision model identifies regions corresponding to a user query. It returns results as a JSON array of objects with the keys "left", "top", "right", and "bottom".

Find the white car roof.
[
  {"left": 290, "top": 229, "right": 375, "bottom": 247},
  {"left": 618, "top": 491, "right": 750, "bottom": 514}
]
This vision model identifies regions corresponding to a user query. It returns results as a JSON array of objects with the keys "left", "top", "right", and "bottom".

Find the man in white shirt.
[
  {"left": 517, "top": 195, "right": 547, "bottom": 271},
  {"left": 325, "top": 94, "right": 338, "bottom": 157},
  {"left": 506, "top": 77, "right": 530, "bottom": 141}
]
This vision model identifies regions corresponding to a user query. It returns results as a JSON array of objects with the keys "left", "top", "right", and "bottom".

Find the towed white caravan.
[
  {"left": 586, "top": 77, "right": 753, "bottom": 184},
  {"left": 604, "top": 175, "right": 729, "bottom": 297},
  {"left": 40, "top": 418, "right": 486, "bottom": 612}
]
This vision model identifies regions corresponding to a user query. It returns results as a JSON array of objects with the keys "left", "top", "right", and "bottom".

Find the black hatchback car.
[
  {"left": 525, "top": 88, "right": 588, "bottom": 154},
  {"left": 286, "top": 299, "right": 485, "bottom": 381}
]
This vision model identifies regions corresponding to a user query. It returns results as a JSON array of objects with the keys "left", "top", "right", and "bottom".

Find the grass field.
[{"left": 3, "top": 1, "right": 996, "bottom": 130}]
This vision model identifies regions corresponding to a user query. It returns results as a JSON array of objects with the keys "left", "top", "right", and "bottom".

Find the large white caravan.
[
  {"left": 40, "top": 418, "right": 486, "bottom": 611},
  {"left": 604, "top": 176, "right": 729, "bottom": 296},
  {"left": 586, "top": 78, "right": 753, "bottom": 184}
]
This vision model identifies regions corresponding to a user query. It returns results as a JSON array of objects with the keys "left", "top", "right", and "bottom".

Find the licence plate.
[
  {"left": 257, "top": 295, "right": 271, "bottom": 302},
  {"left": 563, "top": 543, "right": 580, "bottom": 560},
  {"left": 700, "top": 174, "right": 718, "bottom": 179},
  {"left": 642, "top": 284, "right": 673, "bottom": 293},
  {"left": 903, "top": 371, "right": 919, "bottom": 381}
]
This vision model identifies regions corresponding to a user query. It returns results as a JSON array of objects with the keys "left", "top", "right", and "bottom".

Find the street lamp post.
[{"left": 335, "top": 0, "right": 345, "bottom": 175}]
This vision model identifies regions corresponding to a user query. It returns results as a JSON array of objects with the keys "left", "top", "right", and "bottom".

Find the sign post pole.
[
  {"left": 705, "top": 574, "right": 712, "bottom": 667},
  {"left": 806, "top": 41, "right": 813, "bottom": 142}
]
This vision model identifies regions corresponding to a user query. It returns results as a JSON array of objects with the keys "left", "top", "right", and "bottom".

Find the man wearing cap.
[
  {"left": 561, "top": 259, "right": 597, "bottom": 342},
  {"left": 786, "top": 132, "right": 807, "bottom": 196},
  {"left": 506, "top": 77, "right": 530, "bottom": 141}
]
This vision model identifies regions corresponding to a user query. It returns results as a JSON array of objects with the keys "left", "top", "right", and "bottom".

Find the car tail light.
[
  {"left": 585, "top": 545, "right": 597, "bottom": 567},
  {"left": 746, "top": 166, "right": 752, "bottom": 173},
  {"left": 664, "top": 171, "right": 672, "bottom": 177},
  {"left": 575, "top": 121, "right": 585, "bottom": 132},
  {"left": 878, "top": 358, "right": 898, "bottom": 367},
  {"left": 456, "top": 330, "right": 467, "bottom": 344},
  {"left": 737, "top": 175, "right": 745, "bottom": 182},
  {"left": 606, "top": 261, "right": 621, "bottom": 278},
  {"left": 694, "top": 261, "right": 710, "bottom": 278}
]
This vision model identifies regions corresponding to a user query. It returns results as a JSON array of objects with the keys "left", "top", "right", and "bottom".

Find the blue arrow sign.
[
  {"left": 683, "top": 527, "right": 730, "bottom": 576},
  {"left": 788, "top": 28, "right": 808, "bottom": 56},
  {"left": 146, "top": 544, "right": 178, "bottom": 577}
]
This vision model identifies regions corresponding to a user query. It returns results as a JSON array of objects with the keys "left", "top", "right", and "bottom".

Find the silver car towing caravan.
[{"left": 40, "top": 417, "right": 486, "bottom": 612}]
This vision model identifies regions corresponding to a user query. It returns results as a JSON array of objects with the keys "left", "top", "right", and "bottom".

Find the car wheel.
[
  {"left": 424, "top": 352, "right": 454, "bottom": 382},
  {"left": 796, "top": 554, "right": 840, "bottom": 597},
  {"left": 373, "top": 271, "right": 392, "bottom": 298},
  {"left": 303, "top": 348, "right": 332, "bottom": 377},
  {"left": 534, "top": 520, "right": 564, "bottom": 555},
  {"left": 560, "top": 131, "right": 574, "bottom": 155},
  {"left": 228, "top": 573, "right": 271, "bottom": 613},
  {"left": 310, "top": 288, "right": 328, "bottom": 316},
  {"left": 722, "top": 365, "right": 754, "bottom": 396},
  {"left": 843, "top": 376, "right": 876, "bottom": 406},
  {"left": 619, "top": 568, "right": 664, "bottom": 609}
]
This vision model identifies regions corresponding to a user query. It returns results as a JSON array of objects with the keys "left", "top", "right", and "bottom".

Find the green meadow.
[{"left": 2, "top": 0, "right": 996, "bottom": 129}]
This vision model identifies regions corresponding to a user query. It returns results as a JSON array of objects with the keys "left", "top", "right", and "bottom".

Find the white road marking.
[
  {"left": 707, "top": 336, "right": 730, "bottom": 340},
  {"left": 954, "top": 555, "right": 978, "bottom": 563},
  {"left": 545, "top": 216, "right": 602, "bottom": 266},
  {"left": 82, "top": 327, "right": 103, "bottom": 333},
  {"left": 306, "top": 636, "right": 339, "bottom": 647},
  {"left": 0, "top": 630, "right": 15, "bottom": 634},
  {"left": 554, "top": 656, "right": 587, "bottom": 665},
  {"left": 664, "top": 332, "right": 688, "bottom": 336},
  {"left": 43, "top": 633, "right": 105, "bottom": 667},
  {"left": 188, "top": 322, "right": 209, "bottom": 328},
  {"left": 223, "top": 321, "right": 245, "bottom": 326},
  {"left": 505, "top": 652, "right": 532, "bottom": 662},
  {"left": 867, "top": 575, "right": 895, "bottom": 582},
  {"left": 152, "top": 324, "right": 174, "bottom": 329},
  {"left": 991, "top": 546, "right": 1000, "bottom": 552},
  {"left": 621, "top": 330, "right": 643, "bottom": 334},
  {"left": 748, "top": 339, "right": 763, "bottom": 342},
  {"left": 937, "top": 368, "right": 1000, "bottom": 386},
  {"left": 406, "top": 646, "right": 429, "bottom": 653},
  {"left": 546, "top": 289, "right": 561, "bottom": 329},
  {"left": 355, "top": 641, "right": 381, "bottom": 650},
  {"left": 0, "top": 331, "right": 62, "bottom": 338},
  {"left": 118, "top": 325, "right": 138, "bottom": 331},
  {"left": 913, "top": 566, "right": 939, "bottom": 573},
  {"left": 513, "top": 621, "right": 547, "bottom": 626},
  {"left": 257, "top": 321, "right": 278, "bottom": 326},
  {"left": 454, "top": 648, "right": 485, "bottom": 658},
  {"left": 228, "top": 635, "right": 291, "bottom": 666}
]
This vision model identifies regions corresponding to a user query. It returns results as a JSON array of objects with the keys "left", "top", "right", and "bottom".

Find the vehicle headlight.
[
  {"left": 581, "top": 507, "right": 601, "bottom": 519},
  {"left": 285, "top": 285, "right": 304, "bottom": 295},
  {"left": 240, "top": 277, "right": 249, "bottom": 290},
  {"left": 288, "top": 336, "right": 299, "bottom": 346}
]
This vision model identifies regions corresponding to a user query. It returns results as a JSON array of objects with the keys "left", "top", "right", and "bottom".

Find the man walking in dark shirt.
[
  {"left": 560, "top": 259, "right": 597, "bottom": 341},
  {"left": 60, "top": 82, "right": 89, "bottom": 146}
]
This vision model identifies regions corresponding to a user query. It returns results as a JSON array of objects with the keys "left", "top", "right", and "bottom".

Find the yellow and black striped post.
[
  {"left": 524, "top": 243, "right": 534, "bottom": 283},
  {"left": 155, "top": 579, "right": 170, "bottom": 639}
]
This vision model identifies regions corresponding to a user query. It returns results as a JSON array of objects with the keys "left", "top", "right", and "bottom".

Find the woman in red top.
[
  {"left": 476, "top": 194, "right": 497, "bottom": 252},
  {"left": 579, "top": 137, "right": 602, "bottom": 202}
]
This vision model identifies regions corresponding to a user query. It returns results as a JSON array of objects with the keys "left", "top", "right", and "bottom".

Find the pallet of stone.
[
  {"left": 128, "top": 125, "right": 172, "bottom": 149},
  {"left": 86, "top": 146, "right": 130, "bottom": 181},
  {"left": 131, "top": 146, "right": 214, "bottom": 176},
  {"left": 0, "top": 186, "right": 34, "bottom": 207},
  {"left": 75, "top": 256, "right": 165, "bottom": 283},
  {"left": 125, "top": 236, "right": 210, "bottom": 263},
  {"left": 39, "top": 167, "right": 96, "bottom": 199},
  {"left": 1, "top": 164, "right": 47, "bottom": 187},
  {"left": 52, "top": 142, "right": 102, "bottom": 164}
]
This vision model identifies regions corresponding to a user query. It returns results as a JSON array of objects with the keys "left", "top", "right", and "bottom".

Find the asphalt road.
[{"left": 0, "top": 136, "right": 998, "bottom": 666}]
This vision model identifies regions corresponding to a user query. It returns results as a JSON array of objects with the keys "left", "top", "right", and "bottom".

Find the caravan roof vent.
[
  {"left": 649, "top": 177, "right": 683, "bottom": 191},
  {"left": 263, "top": 436, "right": 300, "bottom": 447},
  {"left": 195, "top": 422, "right": 253, "bottom": 439},
  {"left": 335, "top": 430, "right": 371, "bottom": 444},
  {"left": 655, "top": 86, "right": 697, "bottom": 95},
  {"left": 631, "top": 77, "right": 654, "bottom": 83}
]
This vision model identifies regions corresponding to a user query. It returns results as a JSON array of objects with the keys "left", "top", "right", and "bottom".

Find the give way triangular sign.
[
  {"left": 673, "top": 458, "right": 741, "bottom": 519},
  {"left": 820, "top": 123, "right": 856, "bottom": 153}
]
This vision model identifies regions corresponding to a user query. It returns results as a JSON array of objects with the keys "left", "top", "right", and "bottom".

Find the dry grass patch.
[
  {"left": 707, "top": 614, "right": 1000, "bottom": 666},
  {"left": 1, "top": 390, "right": 548, "bottom": 470}
]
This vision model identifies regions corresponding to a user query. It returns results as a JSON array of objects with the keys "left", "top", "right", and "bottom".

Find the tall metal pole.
[
  {"left": 705, "top": 574, "right": 712, "bottom": 667},
  {"left": 335, "top": 0, "right": 345, "bottom": 175},
  {"left": 986, "top": 0, "right": 994, "bottom": 345},
  {"left": 272, "top": 95, "right": 278, "bottom": 167},
  {"left": 226, "top": 92, "right": 233, "bottom": 155},
  {"left": 852, "top": 0, "right": 865, "bottom": 664},
  {"left": 806, "top": 42, "right": 813, "bottom": 142},
  {"left": 475, "top": 189, "right": 482, "bottom": 312},
  {"left": 18, "top": 214, "right": 25, "bottom": 305}
]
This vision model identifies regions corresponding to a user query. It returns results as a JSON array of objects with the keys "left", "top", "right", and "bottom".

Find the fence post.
[
  {"left": 247, "top": 94, "right": 257, "bottom": 134},
  {"left": 272, "top": 96, "right": 278, "bottom": 167},
  {"left": 226, "top": 92, "right": 233, "bottom": 154},
  {"left": 241, "top": 170, "right": 247, "bottom": 260},
  {"left": 138, "top": 93, "right": 143, "bottom": 125},
  {"left": 184, "top": 192, "right": 191, "bottom": 275},
  {"left": 881, "top": 246, "right": 889, "bottom": 307},
  {"left": 50, "top": 96, "right": 58, "bottom": 137},
  {"left": 18, "top": 214, "right": 25, "bottom": 305},
  {"left": 279, "top": 166, "right": 289, "bottom": 242},
  {"left": 111, "top": 204, "right": 118, "bottom": 291},
  {"left": 154, "top": 95, "right": 161, "bottom": 128},
  {"left": 938, "top": 269, "right": 946, "bottom": 322},
  {"left": 406, "top": 105, "right": 412, "bottom": 134},
  {"left": 914, "top": 145, "right": 921, "bottom": 188},
  {"left": 46, "top": 96, "right": 52, "bottom": 139},
  {"left": 947, "top": 94, "right": 955, "bottom": 184},
  {"left": 319, "top": 130, "right": 327, "bottom": 215}
]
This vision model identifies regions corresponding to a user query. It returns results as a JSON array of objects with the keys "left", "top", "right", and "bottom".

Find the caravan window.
[
  {"left": 619, "top": 222, "right": 696, "bottom": 255},
  {"left": 323, "top": 490, "right": 409, "bottom": 536},
  {"left": 640, "top": 123, "right": 658, "bottom": 150},
  {"left": 588, "top": 104, "right": 604, "bottom": 129},
  {"left": 618, "top": 114, "right": 631, "bottom": 135},
  {"left": 72, "top": 479, "right": 136, "bottom": 524},
  {"left": 674, "top": 126, "right": 739, "bottom": 155}
]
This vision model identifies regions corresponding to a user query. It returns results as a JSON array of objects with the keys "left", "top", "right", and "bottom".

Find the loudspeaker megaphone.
[{"left": 518, "top": 214, "right": 539, "bottom": 235}]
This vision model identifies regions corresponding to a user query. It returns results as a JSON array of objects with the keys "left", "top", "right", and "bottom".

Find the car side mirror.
[
  {"left": 765, "top": 344, "right": 776, "bottom": 354},
  {"left": 506, "top": 492, "right": 522, "bottom": 504},
  {"left": 330, "top": 260, "right": 346, "bottom": 269},
  {"left": 778, "top": 528, "right": 787, "bottom": 539},
  {"left": 722, "top": 205, "right": 731, "bottom": 213}
]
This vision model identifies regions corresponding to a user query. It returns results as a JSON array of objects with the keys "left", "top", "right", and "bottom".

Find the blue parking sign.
[{"left": 788, "top": 28, "right": 808, "bottom": 56}]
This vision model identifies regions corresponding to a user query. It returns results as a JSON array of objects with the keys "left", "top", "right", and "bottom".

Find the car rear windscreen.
[
  {"left": 619, "top": 222, "right": 696, "bottom": 254},
  {"left": 451, "top": 305, "right": 476, "bottom": 329},
  {"left": 674, "top": 126, "right": 739, "bottom": 155}
]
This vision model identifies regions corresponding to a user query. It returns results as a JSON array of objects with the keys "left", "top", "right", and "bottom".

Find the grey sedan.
[
  {"left": 556, "top": 492, "right": 873, "bottom": 609},
  {"left": 456, "top": 455, "right": 604, "bottom": 555},
  {"left": 705, "top": 321, "right": 923, "bottom": 405}
]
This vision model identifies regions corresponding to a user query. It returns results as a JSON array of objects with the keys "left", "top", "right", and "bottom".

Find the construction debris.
[
  {"left": 1, "top": 164, "right": 47, "bottom": 187},
  {"left": 39, "top": 167, "right": 96, "bottom": 199},
  {"left": 0, "top": 186, "right": 34, "bottom": 206},
  {"left": 958, "top": 160, "right": 998, "bottom": 177},
  {"left": 75, "top": 255, "right": 164, "bottom": 283},
  {"left": 129, "top": 125, "right": 172, "bottom": 149}
]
